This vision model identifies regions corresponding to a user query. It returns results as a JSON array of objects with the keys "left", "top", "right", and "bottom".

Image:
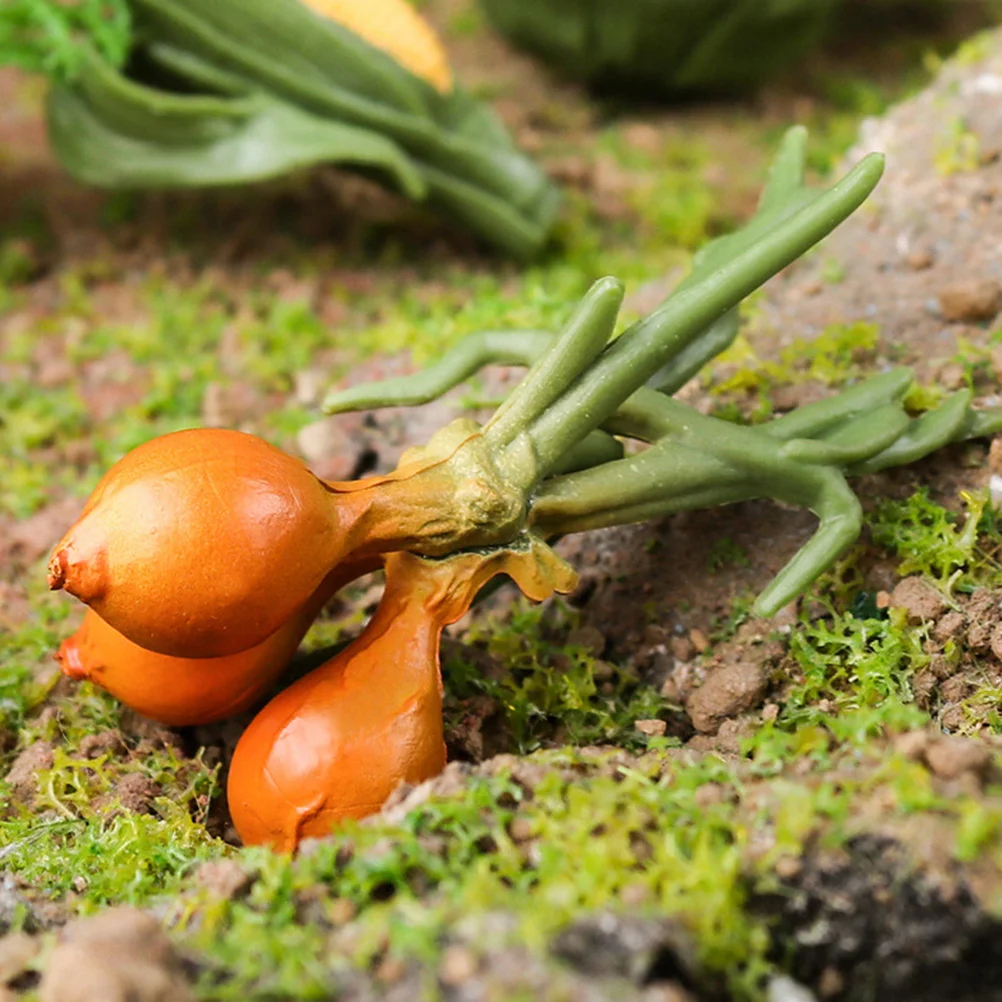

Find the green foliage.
[
  {"left": 0, "top": 623, "right": 61, "bottom": 734},
  {"left": 188, "top": 753, "right": 773, "bottom": 1000},
  {"left": 43, "top": 0, "right": 559, "bottom": 258},
  {"left": 711, "top": 321, "right": 880, "bottom": 416},
  {"left": 782, "top": 610, "right": 926, "bottom": 728},
  {"left": 935, "top": 116, "right": 982, "bottom": 175},
  {"left": 707, "top": 537, "right": 750, "bottom": 574},
  {"left": 592, "top": 131, "right": 723, "bottom": 254},
  {"left": 0, "top": 379, "right": 90, "bottom": 517},
  {"left": 0, "top": 0, "right": 131, "bottom": 82},
  {"left": 1, "top": 674, "right": 222, "bottom": 911},
  {"left": 479, "top": 0, "right": 837, "bottom": 95},
  {"left": 869, "top": 489, "right": 1001, "bottom": 591},
  {"left": 0, "top": 579, "right": 76, "bottom": 734},
  {"left": 745, "top": 606, "right": 929, "bottom": 775},
  {"left": 443, "top": 600, "right": 666, "bottom": 753},
  {"left": 1, "top": 811, "right": 222, "bottom": 911}
]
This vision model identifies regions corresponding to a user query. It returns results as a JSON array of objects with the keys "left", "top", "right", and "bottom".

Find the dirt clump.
[
  {"left": 963, "top": 589, "right": 1002, "bottom": 653},
  {"left": 192, "top": 860, "right": 251, "bottom": 901},
  {"left": 754, "top": 834, "right": 1002, "bottom": 1002},
  {"left": 887, "top": 577, "right": 949, "bottom": 624},
  {"left": 0, "top": 874, "right": 64, "bottom": 936},
  {"left": 38, "top": 908, "right": 193, "bottom": 1002},
  {"left": 685, "top": 661, "right": 769, "bottom": 735},
  {"left": 937, "top": 277, "right": 1002, "bottom": 323},
  {"left": 552, "top": 912, "right": 698, "bottom": 990},
  {"left": 3, "top": 742, "right": 53, "bottom": 803},
  {"left": 77, "top": 730, "right": 126, "bottom": 760},
  {"left": 0, "top": 931, "right": 39, "bottom": 992},
  {"left": 923, "top": 735, "right": 994, "bottom": 782},
  {"left": 0, "top": 498, "right": 84, "bottom": 576},
  {"left": 109, "top": 773, "right": 162, "bottom": 815},
  {"left": 117, "top": 711, "right": 185, "bottom": 756}
]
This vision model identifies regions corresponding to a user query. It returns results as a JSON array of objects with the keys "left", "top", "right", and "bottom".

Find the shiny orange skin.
[
  {"left": 54, "top": 560, "right": 376, "bottom": 727},
  {"left": 47, "top": 429, "right": 372, "bottom": 659},
  {"left": 227, "top": 550, "right": 496, "bottom": 851}
]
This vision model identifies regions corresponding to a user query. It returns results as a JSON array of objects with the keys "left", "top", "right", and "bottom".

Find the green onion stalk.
[{"left": 324, "top": 127, "right": 1002, "bottom": 616}]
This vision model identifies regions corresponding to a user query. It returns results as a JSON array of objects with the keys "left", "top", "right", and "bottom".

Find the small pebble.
[
  {"left": 634, "top": 719, "right": 667, "bottom": 738},
  {"left": 688, "top": 629, "right": 709, "bottom": 653},
  {"left": 767, "top": 975, "right": 819, "bottom": 1002},
  {"left": 439, "top": 945, "right": 478, "bottom": 987},
  {"left": 925, "top": 736, "right": 992, "bottom": 781},
  {"left": 938, "top": 277, "right": 1002, "bottom": 322}
]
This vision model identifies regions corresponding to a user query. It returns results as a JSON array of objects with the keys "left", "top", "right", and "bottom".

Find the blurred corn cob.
[
  {"left": 7, "top": 0, "right": 557, "bottom": 258},
  {"left": 301, "top": 0, "right": 453, "bottom": 92}
]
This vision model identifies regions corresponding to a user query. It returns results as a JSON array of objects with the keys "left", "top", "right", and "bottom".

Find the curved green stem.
[
  {"left": 763, "top": 368, "right": 913, "bottom": 440},
  {"left": 322, "top": 330, "right": 552, "bottom": 414},
  {"left": 530, "top": 379, "right": 1001, "bottom": 617},
  {"left": 645, "top": 310, "right": 739, "bottom": 394},
  {"left": 778, "top": 404, "right": 910, "bottom": 465},
  {"left": 848, "top": 389, "right": 973, "bottom": 474},
  {"left": 485, "top": 278, "right": 623, "bottom": 458},
  {"left": 522, "top": 153, "right": 886, "bottom": 480}
]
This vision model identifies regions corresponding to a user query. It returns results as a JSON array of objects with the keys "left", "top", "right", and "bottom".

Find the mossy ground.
[{"left": 3, "top": 3, "right": 1002, "bottom": 1000}]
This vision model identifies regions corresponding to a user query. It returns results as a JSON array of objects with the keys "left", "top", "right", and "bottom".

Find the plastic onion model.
[
  {"left": 54, "top": 559, "right": 375, "bottom": 726},
  {"left": 31, "top": 0, "right": 558, "bottom": 258},
  {"left": 228, "top": 539, "right": 576, "bottom": 850},
  {"left": 47, "top": 425, "right": 523, "bottom": 658}
]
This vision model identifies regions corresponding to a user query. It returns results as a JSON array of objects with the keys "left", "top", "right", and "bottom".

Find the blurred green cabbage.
[
  {"left": 477, "top": 0, "right": 906, "bottom": 94},
  {"left": 21, "top": 0, "right": 558, "bottom": 258}
]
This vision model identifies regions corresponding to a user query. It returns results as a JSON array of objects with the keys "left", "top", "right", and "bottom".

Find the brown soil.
[{"left": 6, "top": 6, "right": 1002, "bottom": 1001}]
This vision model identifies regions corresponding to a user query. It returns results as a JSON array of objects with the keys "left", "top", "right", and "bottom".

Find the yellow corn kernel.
[{"left": 301, "top": 0, "right": 453, "bottom": 92}]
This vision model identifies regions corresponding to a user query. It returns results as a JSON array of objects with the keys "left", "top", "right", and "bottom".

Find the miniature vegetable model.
[
  {"left": 48, "top": 129, "right": 1002, "bottom": 844},
  {"left": 54, "top": 560, "right": 376, "bottom": 726},
  {"left": 228, "top": 541, "right": 575, "bottom": 850},
  {"left": 478, "top": 0, "right": 955, "bottom": 96},
  {"left": 3, "top": 0, "right": 558, "bottom": 258},
  {"left": 478, "top": 0, "right": 839, "bottom": 94}
]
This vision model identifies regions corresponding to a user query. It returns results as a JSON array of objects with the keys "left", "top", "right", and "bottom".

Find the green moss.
[
  {"left": 0, "top": 574, "right": 77, "bottom": 734},
  {"left": 1, "top": 810, "right": 223, "bottom": 913},
  {"left": 707, "top": 537, "right": 751, "bottom": 574},
  {"left": 0, "top": 380, "right": 91, "bottom": 517},
  {"left": 443, "top": 599, "right": 666, "bottom": 754},
  {"left": 0, "top": 624, "right": 61, "bottom": 734},
  {"left": 1, "top": 615, "right": 222, "bottom": 914},
  {"left": 745, "top": 607, "right": 929, "bottom": 777},
  {"left": 710, "top": 321, "right": 880, "bottom": 419},
  {"left": 934, "top": 116, "right": 982, "bottom": 175},
  {"left": 178, "top": 751, "right": 778, "bottom": 1000},
  {"left": 870, "top": 488, "right": 1001, "bottom": 592},
  {"left": 784, "top": 609, "right": 927, "bottom": 727}
]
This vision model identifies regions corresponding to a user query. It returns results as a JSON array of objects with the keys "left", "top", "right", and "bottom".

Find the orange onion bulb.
[
  {"left": 228, "top": 540, "right": 576, "bottom": 851},
  {"left": 54, "top": 559, "right": 376, "bottom": 726}
]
